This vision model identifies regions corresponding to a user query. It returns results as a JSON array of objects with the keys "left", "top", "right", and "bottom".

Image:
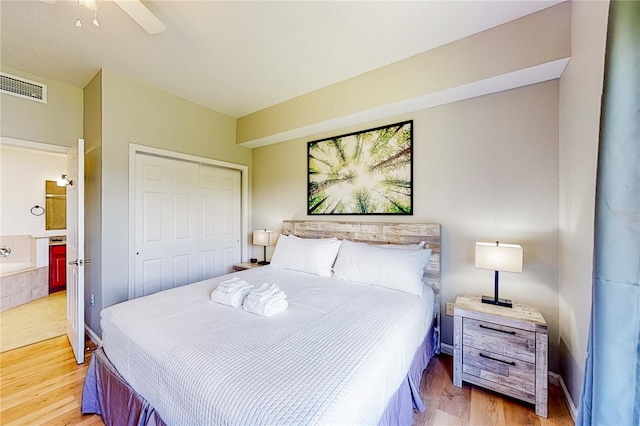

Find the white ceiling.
[{"left": 1, "top": 1, "right": 562, "bottom": 118}]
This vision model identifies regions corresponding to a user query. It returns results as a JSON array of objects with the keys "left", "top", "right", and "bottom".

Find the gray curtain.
[{"left": 577, "top": 1, "right": 640, "bottom": 425}]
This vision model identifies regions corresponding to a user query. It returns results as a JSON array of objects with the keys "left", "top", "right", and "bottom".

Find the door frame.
[
  {"left": 128, "top": 144, "right": 249, "bottom": 299},
  {"left": 0, "top": 136, "right": 87, "bottom": 345}
]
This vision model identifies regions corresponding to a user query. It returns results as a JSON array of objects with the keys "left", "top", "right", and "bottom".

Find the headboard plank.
[{"left": 282, "top": 220, "right": 441, "bottom": 349}]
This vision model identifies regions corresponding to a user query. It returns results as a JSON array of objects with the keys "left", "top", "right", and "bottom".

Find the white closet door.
[
  {"left": 134, "top": 154, "right": 200, "bottom": 298},
  {"left": 199, "top": 165, "right": 241, "bottom": 279},
  {"left": 133, "top": 154, "right": 242, "bottom": 298}
]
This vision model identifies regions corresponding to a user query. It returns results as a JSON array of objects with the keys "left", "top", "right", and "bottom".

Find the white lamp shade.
[
  {"left": 253, "top": 230, "right": 277, "bottom": 246},
  {"left": 475, "top": 242, "right": 523, "bottom": 273}
]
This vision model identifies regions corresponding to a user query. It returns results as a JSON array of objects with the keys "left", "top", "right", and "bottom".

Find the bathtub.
[
  {"left": 0, "top": 235, "right": 51, "bottom": 312},
  {"left": 0, "top": 261, "right": 48, "bottom": 312},
  {"left": 0, "top": 261, "right": 36, "bottom": 277}
]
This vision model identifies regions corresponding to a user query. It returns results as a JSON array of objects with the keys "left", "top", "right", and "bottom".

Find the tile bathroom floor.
[{"left": 0, "top": 291, "right": 66, "bottom": 352}]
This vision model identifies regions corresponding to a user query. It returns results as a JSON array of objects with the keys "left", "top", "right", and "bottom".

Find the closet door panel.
[
  {"left": 199, "top": 165, "right": 241, "bottom": 278},
  {"left": 134, "top": 155, "right": 199, "bottom": 298},
  {"left": 133, "top": 154, "right": 242, "bottom": 298}
]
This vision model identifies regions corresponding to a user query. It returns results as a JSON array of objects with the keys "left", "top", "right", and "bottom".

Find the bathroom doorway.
[{"left": 0, "top": 139, "right": 69, "bottom": 352}]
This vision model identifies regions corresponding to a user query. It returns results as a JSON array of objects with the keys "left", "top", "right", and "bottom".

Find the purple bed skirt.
[{"left": 82, "top": 325, "right": 437, "bottom": 426}]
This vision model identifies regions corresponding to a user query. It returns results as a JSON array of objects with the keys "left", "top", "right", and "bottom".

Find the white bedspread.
[{"left": 101, "top": 266, "right": 434, "bottom": 425}]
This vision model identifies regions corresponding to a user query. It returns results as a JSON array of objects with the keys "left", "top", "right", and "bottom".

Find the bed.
[{"left": 82, "top": 220, "right": 441, "bottom": 425}]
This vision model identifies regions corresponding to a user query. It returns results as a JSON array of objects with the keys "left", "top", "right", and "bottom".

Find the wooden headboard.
[{"left": 282, "top": 220, "right": 441, "bottom": 352}]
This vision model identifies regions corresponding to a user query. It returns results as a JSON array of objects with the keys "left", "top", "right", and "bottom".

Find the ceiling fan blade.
[{"left": 113, "top": 0, "right": 166, "bottom": 35}]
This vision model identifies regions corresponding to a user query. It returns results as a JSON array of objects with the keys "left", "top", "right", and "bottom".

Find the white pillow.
[
  {"left": 333, "top": 240, "right": 431, "bottom": 297},
  {"left": 270, "top": 235, "right": 342, "bottom": 277},
  {"left": 373, "top": 241, "right": 426, "bottom": 250}
]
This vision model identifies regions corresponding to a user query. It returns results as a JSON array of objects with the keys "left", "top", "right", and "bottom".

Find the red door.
[{"left": 49, "top": 244, "right": 67, "bottom": 293}]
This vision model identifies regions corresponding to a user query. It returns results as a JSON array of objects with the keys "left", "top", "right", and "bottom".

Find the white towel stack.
[
  {"left": 243, "top": 282, "right": 288, "bottom": 317},
  {"left": 210, "top": 277, "right": 254, "bottom": 307}
]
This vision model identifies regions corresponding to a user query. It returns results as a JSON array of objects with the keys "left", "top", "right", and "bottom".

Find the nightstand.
[
  {"left": 453, "top": 294, "right": 548, "bottom": 418},
  {"left": 232, "top": 262, "right": 266, "bottom": 272}
]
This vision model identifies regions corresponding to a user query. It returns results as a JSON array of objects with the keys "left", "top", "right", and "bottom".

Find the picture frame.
[{"left": 308, "top": 120, "right": 413, "bottom": 215}]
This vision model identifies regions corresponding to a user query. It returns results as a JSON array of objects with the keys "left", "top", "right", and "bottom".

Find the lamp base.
[
  {"left": 481, "top": 295, "right": 513, "bottom": 308},
  {"left": 257, "top": 261, "right": 270, "bottom": 265}
]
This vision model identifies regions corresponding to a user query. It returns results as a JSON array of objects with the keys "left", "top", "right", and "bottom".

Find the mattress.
[{"left": 101, "top": 266, "right": 435, "bottom": 425}]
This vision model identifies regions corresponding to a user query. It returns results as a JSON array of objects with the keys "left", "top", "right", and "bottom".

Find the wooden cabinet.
[
  {"left": 49, "top": 244, "right": 66, "bottom": 293},
  {"left": 453, "top": 294, "right": 548, "bottom": 418}
]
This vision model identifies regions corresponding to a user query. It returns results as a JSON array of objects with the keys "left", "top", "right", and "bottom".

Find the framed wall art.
[{"left": 308, "top": 120, "right": 413, "bottom": 215}]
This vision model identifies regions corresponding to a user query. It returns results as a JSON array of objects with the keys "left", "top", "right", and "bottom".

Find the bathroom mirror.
[{"left": 45, "top": 180, "right": 66, "bottom": 230}]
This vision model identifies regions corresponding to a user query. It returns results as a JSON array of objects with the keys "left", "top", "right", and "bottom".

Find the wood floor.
[
  {"left": 0, "top": 337, "right": 573, "bottom": 426},
  {"left": 0, "top": 291, "right": 67, "bottom": 353},
  {"left": 0, "top": 335, "right": 102, "bottom": 425},
  {"left": 413, "top": 356, "right": 574, "bottom": 426}
]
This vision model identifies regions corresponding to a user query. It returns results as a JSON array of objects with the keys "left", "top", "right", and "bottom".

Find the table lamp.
[
  {"left": 475, "top": 241, "right": 523, "bottom": 308},
  {"left": 253, "top": 230, "right": 277, "bottom": 265}
]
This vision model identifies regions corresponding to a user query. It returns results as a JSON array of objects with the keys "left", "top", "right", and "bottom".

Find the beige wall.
[
  {"left": 1, "top": 3, "right": 609, "bottom": 400},
  {"left": 0, "top": 66, "right": 83, "bottom": 147},
  {"left": 85, "top": 69, "right": 252, "bottom": 334},
  {"left": 83, "top": 71, "right": 103, "bottom": 333},
  {"left": 252, "top": 81, "right": 561, "bottom": 372},
  {"left": 558, "top": 0, "right": 608, "bottom": 406},
  {"left": 237, "top": 3, "right": 570, "bottom": 145}
]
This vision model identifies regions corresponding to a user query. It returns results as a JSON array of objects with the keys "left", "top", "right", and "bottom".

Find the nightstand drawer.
[
  {"left": 463, "top": 317, "right": 535, "bottom": 363},
  {"left": 462, "top": 345, "right": 535, "bottom": 396}
]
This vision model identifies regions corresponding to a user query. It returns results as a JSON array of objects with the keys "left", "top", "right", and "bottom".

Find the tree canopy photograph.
[{"left": 308, "top": 121, "right": 413, "bottom": 215}]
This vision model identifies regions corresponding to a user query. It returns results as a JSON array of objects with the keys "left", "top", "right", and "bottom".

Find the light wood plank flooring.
[
  {"left": 0, "top": 291, "right": 66, "bottom": 353},
  {"left": 414, "top": 355, "right": 574, "bottom": 426},
  {"left": 1, "top": 338, "right": 573, "bottom": 426},
  {"left": 0, "top": 335, "right": 102, "bottom": 425}
]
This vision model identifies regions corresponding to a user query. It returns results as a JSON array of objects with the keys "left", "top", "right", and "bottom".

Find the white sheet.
[{"left": 101, "top": 266, "right": 434, "bottom": 425}]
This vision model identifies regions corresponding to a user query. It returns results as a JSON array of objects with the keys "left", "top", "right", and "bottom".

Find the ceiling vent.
[{"left": 1, "top": 72, "right": 47, "bottom": 103}]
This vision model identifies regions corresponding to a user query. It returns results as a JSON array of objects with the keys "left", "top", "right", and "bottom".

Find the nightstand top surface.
[
  {"left": 454, "top": 294, "right": 547, "bottom": 330},
  {"left": 233, "top": 262, "right": 265, "bottom": 270}
]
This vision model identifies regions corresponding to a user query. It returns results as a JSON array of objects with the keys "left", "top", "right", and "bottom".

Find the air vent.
[{"left": 0, "top": 72, "right": 47, "bottom": 103}]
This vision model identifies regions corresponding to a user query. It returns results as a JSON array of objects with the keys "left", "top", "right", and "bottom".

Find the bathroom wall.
[
  {"left": 0, "top": 144, "right": 67, "bottom": 237},
  {"left": 0, "top": 235, "right": 32, "bottom": 264}
]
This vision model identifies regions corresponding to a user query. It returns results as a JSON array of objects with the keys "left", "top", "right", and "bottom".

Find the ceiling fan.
[{"left": 40, "top": 0, "right": 166, "bottom": 35}]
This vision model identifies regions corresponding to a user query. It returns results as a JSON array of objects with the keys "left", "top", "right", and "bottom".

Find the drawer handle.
[
  {"left": 479, "top": 352, "right": 516, "bottom": 366},
  {"left": 479, "top": 324, "right": 516, "bottom": 335}
]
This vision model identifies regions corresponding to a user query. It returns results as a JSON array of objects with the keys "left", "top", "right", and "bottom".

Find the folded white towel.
[
  {"left": 211, "top": 282, "right": 253, "bottom": 307},
  {"left": 217, "top": 277, "right": 250, "bottom": 293},
  {"left": 243, "top": 293, "right": 289, "bottom": 317},
  {"left": 245, "top": 282, "right": 280, "bottom": 302},
  {"left": 242, "top": 284, "right": 288, "bottom": 317}
]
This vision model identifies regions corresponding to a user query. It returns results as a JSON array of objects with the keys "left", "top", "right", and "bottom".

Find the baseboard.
[
  {"left": 550, "top": 371, "right": 578, "bottom": 421},
  {"left": 440, "top": 342, "right": 453, "bottom": 356},
  {"left": 84, "top": 324, "right": 102, "bottom": 347}
]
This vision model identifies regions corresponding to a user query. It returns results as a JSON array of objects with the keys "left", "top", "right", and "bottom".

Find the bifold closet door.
[
  {"left": 199, "top": 164, "right": 241, "bottom": 280},
  {"left": 133, "top": 154, "right": 241, "bottom": 298}
]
